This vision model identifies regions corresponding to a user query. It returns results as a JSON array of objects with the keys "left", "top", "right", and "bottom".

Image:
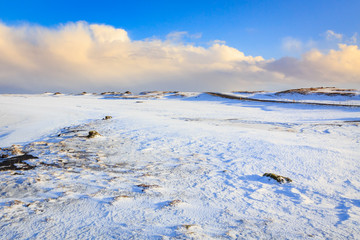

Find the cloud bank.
[
  {"left": 266, "top": 44, "right": 360, "bottom": 84},
  {"left": 0, "top": 21, "right": 359, "bottom": 93}
]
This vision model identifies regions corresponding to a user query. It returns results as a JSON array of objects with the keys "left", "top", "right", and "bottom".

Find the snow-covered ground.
[
  {"left": 229, "top": 87, "right": 360, "bottom": 106},
  {"left": 0, "top": 92, "right": 360, "bottom": 239}
]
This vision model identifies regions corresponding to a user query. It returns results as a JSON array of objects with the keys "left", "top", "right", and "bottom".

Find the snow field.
[{"left": 0, "top": 93, "right": 360, "bottom": 239}]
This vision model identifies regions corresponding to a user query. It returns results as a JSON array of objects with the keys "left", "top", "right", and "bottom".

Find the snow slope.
[
  {"left": 229, "top": 87, "right": 360, "bottom": 106},
  {"left": 1, "top": 93, "right": 360, "bottom": 239}
]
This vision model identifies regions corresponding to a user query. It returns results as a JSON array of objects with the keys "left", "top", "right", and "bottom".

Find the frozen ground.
[{"left": 0, "top": 91, "right": 360, "bottom": 239}]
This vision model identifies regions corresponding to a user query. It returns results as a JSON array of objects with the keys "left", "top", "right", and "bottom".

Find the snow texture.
[{"left": 0, "top": 91, "right": 360, "bottom": 239}]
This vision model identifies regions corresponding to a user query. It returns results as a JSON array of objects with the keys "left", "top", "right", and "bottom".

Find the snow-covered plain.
[{"left": 0, "top": 91, "right": 360, "bottom": 239}]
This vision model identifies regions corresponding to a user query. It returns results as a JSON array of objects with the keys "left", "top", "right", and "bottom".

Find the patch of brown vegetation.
[
  {"left": 206, "top": 92, "right": 360, "bottom": 107},
  {"left": 11, "top": 145, "right": 24, "bottom": 155},
  {"left": 232, "top": 90, "right": 265, "bottom": 94},
  {"left": 114, "top": 195, "right": 132, "bottom": 201},
  {"left": 101, "top": 91, "right": 122, "bottom": 95},
  {"left": 139, "top": 91, "right": 178, "bottom": 95},
  {"left": 322, "top": 92, "right": 355, "bottom": 97},
  {"left": 276, "top": 87, "right": 329, "bottom": 95},
  {"left": 168, "top": 199, "right": 182, "bottom": 206},
  {"left": 275, "top": 87, "right": 356, "bottom": 96},
  {"left": 1, "top": 145, "right": 24, "bottom": 156}
]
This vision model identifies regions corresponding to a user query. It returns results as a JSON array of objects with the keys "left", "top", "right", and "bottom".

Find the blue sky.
[
  {"left": 1, "top": 0, "right": 359, "bottom": 58},
  {"left": 0, "top": 0, "right": 359, "bottom": 92}
]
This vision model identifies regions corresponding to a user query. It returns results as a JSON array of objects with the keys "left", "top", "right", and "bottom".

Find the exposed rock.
[
  {"left": 136, "top": 184, "right": 159, "bottom": 188},
  {"left": 0, "top": 154, "right": 38, "bottom": 171},
  {"left": 181, "top": 224, "right": 197, "bottom": 230},
  {"left": 87, "top": 131, "right": 101, "bottom": 138},
  {"left": 103, "top": 116, "right": 112, "bottom": 120},
  {"left": 263, "top": 173, "right": 292, "bottom": 184},
  {"left": 136, "top": 184, "right": 160, "bottom": 192}
]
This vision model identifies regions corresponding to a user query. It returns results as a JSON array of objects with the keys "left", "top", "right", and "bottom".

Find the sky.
[{"left": 0, "top": 0, "right": 359, "bottom": 93}]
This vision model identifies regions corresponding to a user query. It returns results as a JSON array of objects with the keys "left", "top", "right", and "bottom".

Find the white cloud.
[
  {"left": 282, "top": 37, "right": 303, "bottom": 53},
  {"left": 166, "top": 31, "right": 188, "bottom": 42},
  {"left": 90, "top": 24, "right": 129, "bottom": 43},
  {"left": 349, "top": 33, "right": 358, "bottom": 44},
  {"left": 0, "top": 21, "right": 359, "bottom": 93},
  {"left": 0, "top": 21, "right": 276, "bottom": 93},
  {"left": 265, "top": 44, "right": 360, "bottom": 85},
  {"left": 166, "top": 31, "right": 203, "bottom": 43},
  {"left": 323, "top": 30, "right": 359, "bottom": 46},
  {"left": 325, "top": 30, "right": 343, "bottom": 41}
]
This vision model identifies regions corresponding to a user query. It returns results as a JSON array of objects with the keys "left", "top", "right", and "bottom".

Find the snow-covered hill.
[
  {"left": 1, "top": 91, "right": 359, "bottom": 239},
  {"left": 229, "top": 87, "right": 360, "bottom": 106}
]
